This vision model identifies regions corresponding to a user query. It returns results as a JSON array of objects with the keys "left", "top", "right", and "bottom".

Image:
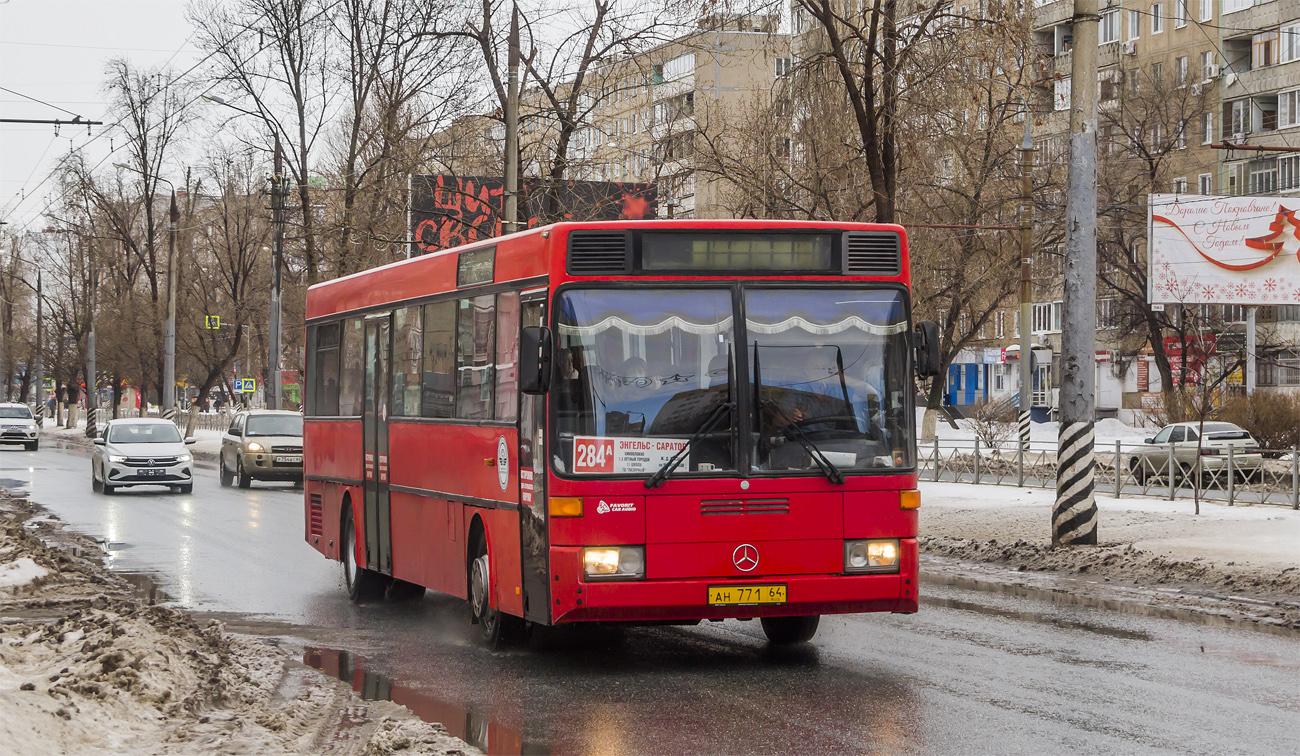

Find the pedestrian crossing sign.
[
  {"left": 236, "top": 378, "right": 256, "bottom": 393},
  {"left": 205, "top": 315, "right": 220, "bottom": 329}
]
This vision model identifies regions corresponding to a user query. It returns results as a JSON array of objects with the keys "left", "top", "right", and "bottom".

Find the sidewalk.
[
  {"left": 40, "top": 419, "right": 224, "bottom": 461},
  {"left": 919, "top": 480, "right": 1300, "bottom": 628}
]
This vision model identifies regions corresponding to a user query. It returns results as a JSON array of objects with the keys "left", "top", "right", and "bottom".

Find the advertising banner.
[
  {"left": 1148, "top": 193, "right": 1300, "bottom": 305},
  {"left": 410, "top": 175, "right": 657, "bottom": 253}
]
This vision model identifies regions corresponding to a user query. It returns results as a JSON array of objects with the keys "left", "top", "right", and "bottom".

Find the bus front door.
[{"left": 362, "top": 314, "right": 393, "bottom": 575}]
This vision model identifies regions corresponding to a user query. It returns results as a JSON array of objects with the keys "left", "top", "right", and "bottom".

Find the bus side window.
[
  {"left": 456, "top": 295, "right": 496, "bottom": 420},
  {"left": 339, "top": 318, "right": 365, "bottom": 416},
  {"left": 495, "top": 292, "right": 521, "bottom": 421},
  {"left": 312, "top": 322, "right": 341, "bottom": 416},
  {"left": 421, "top": 302, "right": 456, "bottom": 418},
  {"left": 392, "top": 306, "right": 423, "bottom": 416}
]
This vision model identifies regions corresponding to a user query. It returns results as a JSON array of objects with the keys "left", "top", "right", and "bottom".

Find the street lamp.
[
  {"left": 114, "top": 163, "right": 181, "bottom": 420},
  {"left": 203, "top": 94, "right": 286, "bottom": 409},
  {"left": 605, "top": 142, "right": 678, "bottom": 218}
]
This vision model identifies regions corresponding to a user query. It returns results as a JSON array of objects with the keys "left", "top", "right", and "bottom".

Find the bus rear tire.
[
  {"left": 761, "top": 615, "right": 820, "bottom": 644},
  {"left": 343, "top": 509, "right": 389, "bottom": 603}
]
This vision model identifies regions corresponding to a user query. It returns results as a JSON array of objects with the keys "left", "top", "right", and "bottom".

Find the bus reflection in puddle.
[{"left": 302, "top": 647, "right": 537, "bottom": 755}]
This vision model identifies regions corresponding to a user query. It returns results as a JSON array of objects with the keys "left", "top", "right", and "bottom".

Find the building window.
[
  {"left": 1253, "top": 30, "right": 1279, "bottom": 69},
  {"left": 1282, "top": 24, "right": 1300, "bottom": 64},
  {"left": 1150, "top": 61, "right": 1163, "bottom": 86},
  {"left": 1100, "top": 10, "right": 1120, "bottom": 44},
  {"left": 995, "top": 310, "right": 1006, "bottom": 338},
  {"left": 1204, "top": 111, "right": 1214, "bottom": 143},
  {"left": 1032, "top": 302, "right": 1063, "bottom": 333},
  {"left": 775, "top": 57, "right": 791, "bottom": 77},
  {"left": 1176, "top": 56, "right": 1189, "bottom": 85},
  {"left": 1128, "top": 10, "right": 1141, "bottom": 40},
  {"left": 1151, "top": 3, "right": 1164, "bottom": 34},
  {"left": 1229, "top": 99, "right": 1248, "bottom": 136},
  {"left": 1199, "top": 172, "right": 1214, "bottom": 194},
  {"left": 1173, "top": 177, "right": 1188, "bottom": 193},
  {"left": 1200, "top": 51, "right": 1215, "bottom": 82},
  {"left": 1199, "top": 0, "right": 1212, "bottom": 21},
  {"left": 1098, "top": 298, "right": 1120, "bottom": 329},
  {"left": 1279, "top": 155, "right": 1300, "bottom": 190},
  {"left": 1151, "top": 122, "right": 1164, "bottom": 151},
  {"left": 1222, "top": 0, "right": 1253, "bottom": 13},
  {"left": 1174, "top": 0, "right": 1187, "bottom": 27},
  {"left": 1177, "top": 119, "right": 1188, "bottom": 149},
  {"left": 1280, "top": 89, "right": 1300, "bottom": 128},
  {"left": 1249, "top": 158, "right": 1278, "bottom": 194},
  {"left": 1128, "top": 69, "right": 1140, "bottom": 96}
]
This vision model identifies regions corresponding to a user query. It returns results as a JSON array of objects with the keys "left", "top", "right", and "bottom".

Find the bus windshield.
[
  {"left": 747, "top": 288, "right": 913, "bottom": 473},
  {"left": 554, "top": 289, "right": 735, "bottom": 475}
]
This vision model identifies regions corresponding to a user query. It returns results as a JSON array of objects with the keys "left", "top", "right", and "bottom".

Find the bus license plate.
[
  {"left": 140, "top": 468, "right": 164, "bottom": 477},
  {"left": 275, "top": 455, "right": 302, "bottom": 464},
  {"left": 707, "top": 585, "right": 786, "bottom": 606}
]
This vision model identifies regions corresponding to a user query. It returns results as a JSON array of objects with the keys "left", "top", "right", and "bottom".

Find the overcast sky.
[{"left": 0, "top": 0, "right": 200, "bottom": 232}]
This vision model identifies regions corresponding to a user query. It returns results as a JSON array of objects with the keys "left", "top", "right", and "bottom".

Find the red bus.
[{"left": 303, "top": 220, "right": 939, "bottom": 647}]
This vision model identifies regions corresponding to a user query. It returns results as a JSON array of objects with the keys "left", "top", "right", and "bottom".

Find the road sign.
[
  {"left": 205, "top": 315, "right": 221, "bottom": 329},
  {"left": 241, "top": 378, "right": 257, "bottom": 393}
]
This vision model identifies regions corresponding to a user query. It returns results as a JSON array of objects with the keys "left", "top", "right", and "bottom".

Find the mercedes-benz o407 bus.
[{"left": 302, "top": 220, "right": 940, "bottom": 646}]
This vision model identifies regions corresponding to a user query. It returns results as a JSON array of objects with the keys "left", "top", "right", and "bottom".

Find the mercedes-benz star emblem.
[{"left": 732, "top": 543, "right": 759, "bottom": 572}]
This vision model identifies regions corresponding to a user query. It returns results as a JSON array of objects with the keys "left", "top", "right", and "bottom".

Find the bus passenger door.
[
  {"left": 518, "top": 297, "right": 549, "bottom": 623},
  {"left": 363, "top": 313, "right": 393, "bottom": 574}
]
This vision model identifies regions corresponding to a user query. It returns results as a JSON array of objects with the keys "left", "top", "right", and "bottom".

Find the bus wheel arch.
[
  {"left": 342, "top": 491, "right": 389, "bottom": 602},
  {"left": 467, "top": 513, "right": 522, "bottom": 648}
]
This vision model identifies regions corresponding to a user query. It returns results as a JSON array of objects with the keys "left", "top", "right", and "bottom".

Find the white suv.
[
  {"left": 92, "top": 419, "right": 196, "bottom": 494},
  {"left": 0, "top": 403, "right": 39, "bottom": 451}
]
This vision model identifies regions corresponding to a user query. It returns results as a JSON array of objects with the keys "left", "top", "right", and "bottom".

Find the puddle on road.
[
  {"left": 919, "top": 594, "right": 1152, "bottom": 641},
  {"left": 0, "top": 476, "right": 31, "bottom": 497},
  {"left": 119, "top": 572, "right": 172, "bottom": 604},
  {"left": 303, "top": 647, "right": 541, "bottom": 755}
]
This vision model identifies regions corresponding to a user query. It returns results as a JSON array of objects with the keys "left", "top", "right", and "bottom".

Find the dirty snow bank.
[
  {"left": 919, "top": 481, "right": 1300, "bottom": 629},
  {"left": 0, "top": 492, "right": 476, "bottom": 755}
]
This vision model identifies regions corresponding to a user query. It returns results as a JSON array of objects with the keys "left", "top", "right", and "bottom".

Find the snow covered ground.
[{"left": 919, "top": 408, "right": 1153, "bottom": 445}]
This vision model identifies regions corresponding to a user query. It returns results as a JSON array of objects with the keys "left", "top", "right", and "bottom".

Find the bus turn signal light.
[
  {"left": 549, "top": 497, "right": 583, "bottom": 517},
  {"left": 900, "top": 490, "right": 921, "bottom": 510}
]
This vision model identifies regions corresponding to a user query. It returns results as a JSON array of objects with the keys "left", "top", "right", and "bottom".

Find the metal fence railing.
[
  {"left": 80, "top": 408, "right": 235, "bottom": 433},
  {"left": 920, "top": 437, "right": 1300, "bottom": 509}
]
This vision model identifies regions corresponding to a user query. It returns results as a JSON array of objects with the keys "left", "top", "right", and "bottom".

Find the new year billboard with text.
[
  {"left": 409, "top": 175, "right": 656, "bottom": 253},
  {"left": 1148, "top": 193, "right": 1300, "bottom": 305}
]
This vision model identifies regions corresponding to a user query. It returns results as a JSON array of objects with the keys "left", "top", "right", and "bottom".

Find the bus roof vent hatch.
[
  {"left": 567, "top": 231, "right": 632, "bottom": 275},
  {"left": 843, "top": 231, "right": 901, "bottom": 276}
]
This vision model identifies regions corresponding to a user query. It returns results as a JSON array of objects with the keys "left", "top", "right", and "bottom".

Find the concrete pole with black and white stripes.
[{"left": 1055, "top": 0, "right": 1100, "bottom": 546}]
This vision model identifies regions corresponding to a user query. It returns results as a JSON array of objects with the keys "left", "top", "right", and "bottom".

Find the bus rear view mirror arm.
[
  {"left": 520, "top": 325, "right": 553, "bottom": 395},
  {"left": 914, "top": 321, "right": 941, "bottom": 378}
]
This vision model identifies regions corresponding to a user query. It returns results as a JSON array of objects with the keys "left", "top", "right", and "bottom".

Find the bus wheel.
[
  {"left": 469, "top": 536, "right": 523, "bottom": 648},
  {"left": 343, "top": 509, "right": 389, "bottom": 602},
  {"left": 760, "top": 615, "right": 820, "bottom": 644}
]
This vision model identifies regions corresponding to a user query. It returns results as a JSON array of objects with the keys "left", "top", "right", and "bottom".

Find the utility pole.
[
  {"left": 86, "top": 237, "right": 98, "bottom": 438},
  {"left": 34, "top": 270, "right": 43, "bottom": 426},
  {"left": 269, "top": 135, "right": 285, "bottom": 410},
  {"left": 1055, "top": 0, "right": 1100, "bottom": 546},
  {"left": 503, "top": 2, "right": 520, "bottom": 234},
  {"left": 163, "top": 192, "right": 179, "bottom": 421},
  {"left": 1018, "top": 108, "right": 1034, "bottom": 454}
]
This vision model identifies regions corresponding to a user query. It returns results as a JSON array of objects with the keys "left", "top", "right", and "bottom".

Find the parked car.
[
  {"left": 0, "top": 403, "right": 39, "bottom": 451},
  {"left": 220, "top": 410, "right": 303, "bottom": 489},
  {"left": 1127, "top": 421, "right": 1263, "bottom": 483},
  {"left": 92, "top": 418, "right": 196, "bottom": 494}
]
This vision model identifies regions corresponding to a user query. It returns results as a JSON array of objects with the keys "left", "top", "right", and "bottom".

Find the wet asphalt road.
[{"left": 4, "top": 443, "right": 1299, "bottom": 755}]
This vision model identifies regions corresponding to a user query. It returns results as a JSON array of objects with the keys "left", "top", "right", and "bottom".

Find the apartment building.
[
  {"left": 567, "top": 13, "right": 789, "bottom": 218},
  {"left": 426, "top": 14, "right": 789, "bottom": 221}
]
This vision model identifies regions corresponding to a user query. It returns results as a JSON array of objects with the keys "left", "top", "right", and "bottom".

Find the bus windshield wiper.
[
  {"left": 763, "top": 399, "right": 845, "bottom": 485},
  {"left": 645, "top": 399, "right": 734, "bottom": 488}
]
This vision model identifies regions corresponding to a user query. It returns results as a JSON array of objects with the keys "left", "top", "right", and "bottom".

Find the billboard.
[
  {"left": 1148, "top": 193, "right": 1300, "bottom": 305},
  {"left": 410, "top": 175, "right": 657, "bottom": 253}
]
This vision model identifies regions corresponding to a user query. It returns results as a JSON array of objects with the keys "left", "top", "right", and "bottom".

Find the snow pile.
[
  {"left": 0, "top": 492, "right": 476, "bottom": 755},
  {"left": 0, "top": 558, "right": 48, "bottom": 590}
]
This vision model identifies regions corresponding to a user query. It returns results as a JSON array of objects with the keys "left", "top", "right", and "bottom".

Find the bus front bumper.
[{"left": 549, "top": 539, "right": 918, "bottom": 624}]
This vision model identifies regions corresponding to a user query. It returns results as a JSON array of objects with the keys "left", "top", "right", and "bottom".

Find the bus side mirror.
[
  {"left": 914, "top": 321, "right": 941, "bottom": 378},
  {"left": 520, "top": 325, "right": 553, "bottom": 395}
]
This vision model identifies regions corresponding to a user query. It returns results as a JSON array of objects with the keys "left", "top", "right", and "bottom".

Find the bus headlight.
[
  {"left": 582, "top": 546, "right": 645, "bottom": 579},
  {"left": 844, "top": 539, "right": 900, "bottom": 574}
]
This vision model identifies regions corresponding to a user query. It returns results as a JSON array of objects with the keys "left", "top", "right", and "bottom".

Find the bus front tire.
[
  {"left": 761, "top": 615, "right": 820, "bottom": 644},
  {"left": 343, "top": 509, "right": 389, "bottom": 603},
  {"left": 469, "top": 536, "right": 523, "bottom": 648}
]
